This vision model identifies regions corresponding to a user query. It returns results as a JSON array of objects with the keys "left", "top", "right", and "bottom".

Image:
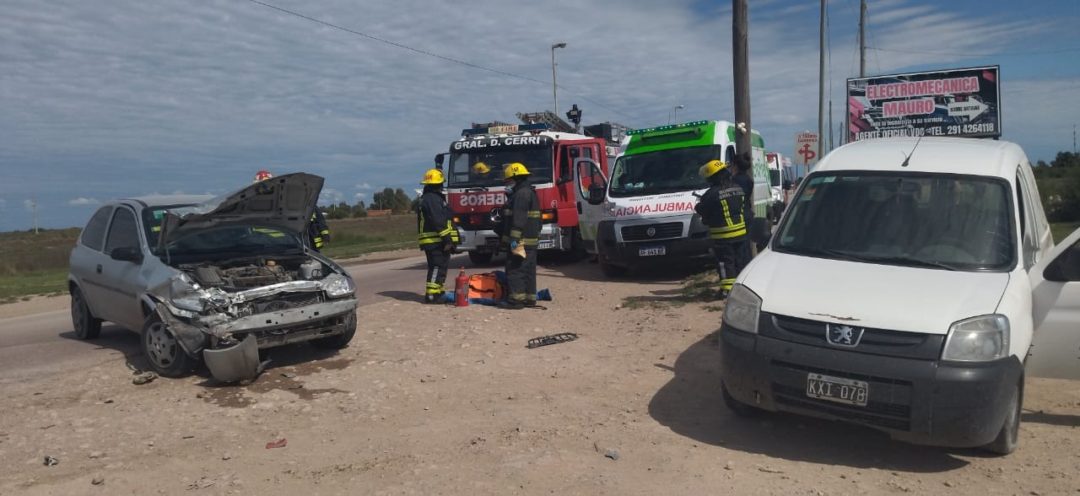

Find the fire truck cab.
[{"left": 440, "top": 123, "right": 610, "bottom": 265}]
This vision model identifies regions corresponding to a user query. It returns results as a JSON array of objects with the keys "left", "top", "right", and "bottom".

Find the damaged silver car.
[{"left": 68, "top": 173, "right": 358, "bottom": 382}]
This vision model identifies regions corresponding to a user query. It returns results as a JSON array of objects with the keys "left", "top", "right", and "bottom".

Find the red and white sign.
[
  {"left": 794, "top": 132, "right": 819, "bottom": 166},
  {"left": 449, "top": 191, "right": 505, "bottom": 211}
]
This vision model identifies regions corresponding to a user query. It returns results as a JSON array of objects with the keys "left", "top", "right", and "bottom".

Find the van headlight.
[
  {"left": 941, "top": 315, "right": 1009, "bottom": 362},
  {"left": 722, "top": 284, "right": 761, "bottom": 333},
  {"left": 323, "top": 274, "right": 356, "bottom": 298}
]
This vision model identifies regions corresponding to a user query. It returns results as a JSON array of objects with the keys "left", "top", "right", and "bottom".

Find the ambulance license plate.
[
  {"left": 806, "top": 373, "right": 868, "bottom": 407},
  {"left": 638, "top": 245, "right": 666, "bottom": 257}
]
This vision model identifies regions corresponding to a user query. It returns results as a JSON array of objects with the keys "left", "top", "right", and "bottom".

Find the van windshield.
[
  {"left": 774, "top": 172, "right": 1015, "bottom": 272},
  {"left": 609, "top": 145, "right": 720, "bottom": 197}
]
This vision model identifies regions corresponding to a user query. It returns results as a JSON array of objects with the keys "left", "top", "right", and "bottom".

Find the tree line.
[
  {"left": 322, "top": 187, "right": 420, "bottom": 220},
  {"left": 1033, "top": 151, "right": 1080, "bottom": 223}
]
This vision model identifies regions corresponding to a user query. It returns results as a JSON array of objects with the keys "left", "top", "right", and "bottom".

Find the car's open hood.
[{"left": 159, "top": 173, "right": 323, "bottom": 248}]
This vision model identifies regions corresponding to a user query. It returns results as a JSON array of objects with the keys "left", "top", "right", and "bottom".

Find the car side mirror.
[
  {"left": 110, "top": 246, "right": 143, "bottom": 264},
  {"left": 749, "top": 217, "right": 772, "bottom": 247},
  {"left": 587, "top": 185, "right": 605, "bottom": 205}
]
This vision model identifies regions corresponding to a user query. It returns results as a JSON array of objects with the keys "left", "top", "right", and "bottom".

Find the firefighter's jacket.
[
  {"left": 308, "top": 210, "right": 330, "bottom": 250},
  {"left": 500, "top": 181, "right": 541, "bottom": 247},
  {"left": 417, "top": 190, "right": 459, "bottom": 250},
  {"left": 695, "top": 184, "right": 747, "bottom": 241}
]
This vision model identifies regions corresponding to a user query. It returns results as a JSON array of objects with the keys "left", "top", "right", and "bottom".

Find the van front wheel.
[{"left": 983, "top": 381, "right": 1022, "bottom": 455}]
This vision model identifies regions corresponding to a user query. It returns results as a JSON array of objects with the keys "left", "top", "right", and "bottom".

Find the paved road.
[{"left": 0, "top": 253, "right": 475, "bottom": 385}]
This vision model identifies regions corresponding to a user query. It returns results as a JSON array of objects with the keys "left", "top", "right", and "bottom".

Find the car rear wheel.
[
  {"left": 983, "top": 381, "right": 1022, "bottom": 455},
  {"left": 312, "top": 312, "right": 357, "bottom": 350},
  {"left": 141, "top": 315, "right": 195, "bottom": 377},
  {"left": 70, "top": 286, "right": 102, "bottom": 340}
]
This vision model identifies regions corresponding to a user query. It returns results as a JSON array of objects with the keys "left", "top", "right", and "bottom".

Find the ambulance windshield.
[
  {"left": 448, "top": 146, "right": 553, "bottom": 188},
  {"left": 608, "top": 145, "right": 720, "bottom": 197}
]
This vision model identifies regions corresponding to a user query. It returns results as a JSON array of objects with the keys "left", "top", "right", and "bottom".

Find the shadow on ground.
[
  {"left": 59, "top": 325, "right": 146, "bottom": 372},
  {"left": 648, "top": 335, "right": 974, "bottom": 472}
]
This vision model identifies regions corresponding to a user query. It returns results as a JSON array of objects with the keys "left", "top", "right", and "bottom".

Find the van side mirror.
[
  {"left": 110, "top": 246, "right": 143, "bottom": 264},
  {"left": 749, "top": 218, "right": 772, "bottom": 247},
  {"left": 587, "top": 185, "right": 605, "bottom": 205}
]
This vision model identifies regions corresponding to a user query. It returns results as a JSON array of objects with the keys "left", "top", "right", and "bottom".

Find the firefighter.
[
  {"left": 253, "top": 170, "right": 331, "bottom": 251},
  {"left": 417, "top": 168, "right": 460, "bottom": 303},
  {"left": 694, "top": 159, "right": 749, "bottom": 299},
  {"left": 499, "top": 162, "right": 540, "bottom": 309}
]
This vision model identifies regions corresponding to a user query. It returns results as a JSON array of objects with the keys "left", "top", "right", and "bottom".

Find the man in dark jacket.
[
  {"left": 694, "top": 159, "right": 749, "bottom": 299},
  {"left": 499, "top": 162, "right": 541, "bottom": 309},
  {"left": 308, "top": 209, "right": 330, "bottom": 251},
  {"left": 417, "top": 168, "right": 460, "bottom": 303}
]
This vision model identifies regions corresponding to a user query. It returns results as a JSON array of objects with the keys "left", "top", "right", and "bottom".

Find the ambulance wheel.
[
  {"left": 600, "top": 261, "right": 627, "bottom": 278},
  {"left": 468, "top": 251, "right": 493, "bottom": 266}
]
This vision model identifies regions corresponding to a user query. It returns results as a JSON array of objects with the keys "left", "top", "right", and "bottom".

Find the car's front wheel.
[
  {"left": 983, "top": 380, "right": 1023, "bottom": 455},
  {"left": 70, "top": 286, "right": 102, "bottom": 340},
  {"left": 141, "top": 315, "right": 195, "bottom": 377},
  {"left": 311, "top": 312, "right": 357, "bottom": 350}
]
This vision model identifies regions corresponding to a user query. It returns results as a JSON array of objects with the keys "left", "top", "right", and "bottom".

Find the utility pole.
[
  {"left": 859, "top": 0, "right": 866, "bottom": 77},
  {"left": 732, "top": 0, "right": 752, "bottom": 173},
  {"left": 31, "top": 199, "right": 38, "bottom": 234},
  {"left": 1073, "top": 124, "right": 1077, "bottom": 154},
  {"left": 828, "top": 100, "right": 834, "bottom": 153},
  {"left": 817, "top": 0, "right": 826, "bottom": 163},
  {"left": 550, "top": 42, "right": 567, "bottom": 119}
]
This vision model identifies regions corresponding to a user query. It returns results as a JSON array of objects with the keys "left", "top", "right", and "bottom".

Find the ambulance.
[
  {"left": 438, "top": 123, "right": 610, "bottom": 264},
  {"left": 578, "top": 120, "right": 770, "bottom": 276}
]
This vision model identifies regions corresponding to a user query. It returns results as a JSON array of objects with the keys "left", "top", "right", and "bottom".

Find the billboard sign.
[{"left": 847, "top": 66, "right": 1000, "bottom": 142}]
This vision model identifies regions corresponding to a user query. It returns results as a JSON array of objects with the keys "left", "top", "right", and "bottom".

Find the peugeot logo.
[
  {"left": 826, "top": 323, "right": 864, "bottom": 347},
  {"left": 646, "top": 227, "right": 657, "bottom": 237}
]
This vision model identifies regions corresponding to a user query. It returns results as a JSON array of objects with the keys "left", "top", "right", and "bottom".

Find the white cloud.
[
  {"left": 23, "top": 199, "right": 36, "bottom": 212},
  {"left": 319, "top": 187, "right": 344, "bottom": 205},
  {"left": 67, "top": 197, "right": 100, "bottom": 206},
  {"left": 353, "top": 192, "right": 367, "bottom": 200},
  {"left": 0, "top": 0, "right": 1074, "bottom": 229}
]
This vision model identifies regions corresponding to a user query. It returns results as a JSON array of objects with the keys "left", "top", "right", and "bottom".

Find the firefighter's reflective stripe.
[
  {"left": 418, "top": 212, "right": 442, "bottom": 246},
  {"left": 720, "top": 278, "right": 736, "bottom": 290},
  {"left": 438, "top": 221, "right": 460, "bottom": 243},
  {"left": 508, "top": 292, "right": 528, "bottom": 302},
  {"left": 425, "top": 282, "right": 443, "bottom": 295},
  {"left": 526, "top": 210, "right": 541, "bottom": 218},
  {"left": 522, "top": 238, "right": 539, "bottom": 246},
  {"left": 709, "top": 199, "right": 746, "bottom": 239},
  {"left": 253, "top": 227, "right": 286, "bottom": 237},
  {"left": 510, "top": 228, "right": 523, "bottom": 239}
]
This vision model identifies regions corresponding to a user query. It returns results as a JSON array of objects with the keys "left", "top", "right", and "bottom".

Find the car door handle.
[{"left": 96, "top": 264, "right": 103, "bottom": 274}]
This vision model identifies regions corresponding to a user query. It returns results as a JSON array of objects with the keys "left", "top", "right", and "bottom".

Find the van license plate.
[
  {"left": 638, "top": 246, "right": 666, "bottom": 257},
  {"left": 806, "top": 373, "right": 869, "bottom": 407}
]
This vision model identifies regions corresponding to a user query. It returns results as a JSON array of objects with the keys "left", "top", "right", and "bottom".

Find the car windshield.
[
  {"left": 448, "top": 146, "right": 553, "bottom": 188},
  {"left": 142, "top": 205, "right": 195, "bottom": 248},
  {"left": 162, "top": 225, "right": 303, "bottom": 262},
  {"left": 774, "top": 172, "right": 1015, "bottom": 271},
  {"left": 609, "top": 145, "right": 721, "bottom": 197}
]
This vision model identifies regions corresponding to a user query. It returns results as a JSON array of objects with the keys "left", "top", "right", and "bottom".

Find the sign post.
[{"left": 795, "top": 132, "right": 819, "bottom": 177}]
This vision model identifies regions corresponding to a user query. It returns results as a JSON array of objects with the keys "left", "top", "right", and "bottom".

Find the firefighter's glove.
[{"left": 510, "top": 241, "right": 526, "bottom": 259}]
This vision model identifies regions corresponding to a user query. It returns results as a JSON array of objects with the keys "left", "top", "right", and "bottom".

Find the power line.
[{"left": 243, "top": 0, "right": 636, "bottom": 121}]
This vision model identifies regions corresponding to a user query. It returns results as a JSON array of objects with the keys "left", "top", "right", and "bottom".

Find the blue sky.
[{"left": 2, "top": 0, "right": 1078, "bottom": 230}]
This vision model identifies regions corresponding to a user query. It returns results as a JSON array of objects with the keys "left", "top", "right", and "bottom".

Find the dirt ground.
[{"left": 2, "top": 257, "right": 1080, "bottom": 495}]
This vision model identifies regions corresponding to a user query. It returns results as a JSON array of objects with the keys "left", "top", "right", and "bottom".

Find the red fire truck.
[{"left": 436, "top": 123, "right": 611, "bottom": 265}]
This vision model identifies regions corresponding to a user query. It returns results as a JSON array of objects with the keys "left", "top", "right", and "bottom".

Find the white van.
[
  {"left": 720, "top": 137, "right": 1080, "bottom": 454},
  {"left": 581, "top": 120, "right": 769, "bottom": 276}
]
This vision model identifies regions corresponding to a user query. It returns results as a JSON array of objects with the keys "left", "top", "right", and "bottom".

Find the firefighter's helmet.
[
  {"left": 253, "top": 169, "right": 273, "bottom": 183},
  {"left": 698, "top": 160, "right": 729, "bottom": 179},
  {"left": 421, "top": 168, "right": 445, "bottom": 185},
  {"left": 503, "top": 162, "right": 530, "bottom": 180},
  {"left": 472, "top": 162, "right": 491, "bottom": 175}
]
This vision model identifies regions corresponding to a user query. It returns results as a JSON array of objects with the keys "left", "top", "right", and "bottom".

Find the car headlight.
[
  {"left": 941, "top": 314, "right": 1009, "bottom": 362},
  {"left": 722, "top": 284, "right": 761, "bottom": 333},
  {"left": 169, "top": 274, "right": 205, "bottom": 312},
  {"left": 323, "top": 274, "right": 355, "bottom": 298}
]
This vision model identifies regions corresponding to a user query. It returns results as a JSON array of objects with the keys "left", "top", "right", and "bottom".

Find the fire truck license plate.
[
  {"left": 638, "top": 246, "right": 666, "bottom": 257},
  {"left": 538, "top": 240, "right": 555, "bottom": 250},
  {"left": 806, "top": 373, "right": 869, "bottom": 407}
]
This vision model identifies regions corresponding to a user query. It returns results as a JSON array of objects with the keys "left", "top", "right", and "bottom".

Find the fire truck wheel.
[{"left": 467, "top": 251, "right": 494, "bottom": 266}]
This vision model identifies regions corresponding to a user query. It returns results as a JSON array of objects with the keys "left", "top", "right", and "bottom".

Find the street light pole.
[
  {"left": 551, "top": 42, "right": 567, "bottom": 118},
  {"left": 672, "top": 104, "right": 685, "bottom": 124}
]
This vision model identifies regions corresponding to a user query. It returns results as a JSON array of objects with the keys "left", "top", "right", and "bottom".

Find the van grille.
[{"left": 621, "top": 222, "right": 682, "bottom": 241}]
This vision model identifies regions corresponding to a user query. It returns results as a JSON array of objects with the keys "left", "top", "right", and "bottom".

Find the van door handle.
[
  {"left": 577, "top": 202, "right": 582, "bottom": 214},
  {"left": 96, "top": 264, "right": 103, "bottom": 274}
]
